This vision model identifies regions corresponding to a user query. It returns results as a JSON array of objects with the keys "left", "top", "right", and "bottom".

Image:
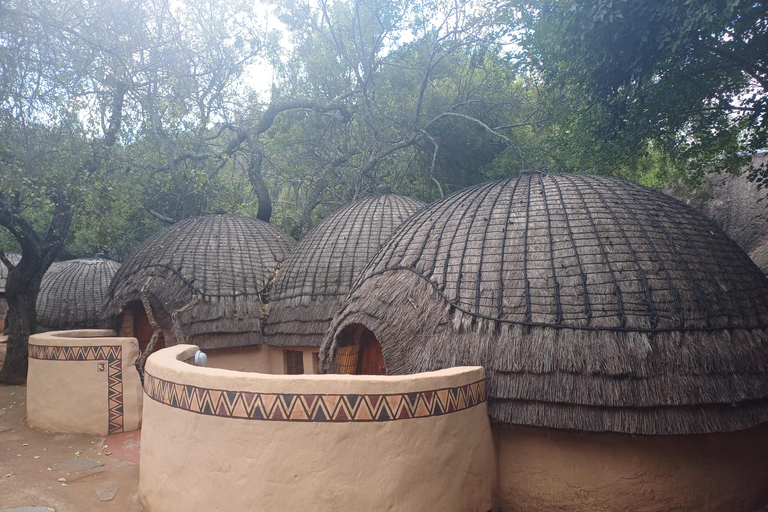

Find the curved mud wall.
[
  {"left": 140, "top": 345, "right": 494, "bottom": 512},
  {"left": 27, "top": 329, "right": 143, "bottom": 435},
  {"left": 495, "top": 423, "right": 768, "bottom": 512}
]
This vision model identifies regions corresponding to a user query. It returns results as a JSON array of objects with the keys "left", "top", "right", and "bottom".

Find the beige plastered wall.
[
  {"left": 140, "top": 345, "right": 495, "bottom": 512},
  {"left": 27, "top": 329, "right": 143, "bottom": 436},
  {"left": 206, "top": 345, "right": 320, "bottom": 374},
  {"left": 495, "top": 422, "right": 768, "bottom": 512}
]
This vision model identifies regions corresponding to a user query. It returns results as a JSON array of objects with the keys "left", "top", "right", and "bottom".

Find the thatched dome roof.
[
  {"left": 0, "top": 253, "right": 21, "bottom": 297},
  {"left": 101, "top": 214, "right": 296, "bottom": 349},
  {"left": 36, "top": 257, "right": 121, "bottom": 331},
  {"left": 321, "top": 172, "right": 768, "bottom": 435},
  {"left": 265, "top": 193, "right": 425, "bottom": 346}
]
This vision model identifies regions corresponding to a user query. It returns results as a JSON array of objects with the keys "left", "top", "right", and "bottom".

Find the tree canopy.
[
  {"left": 2, "top": 0, "right": 767, "bottom": 382},
  {"left": 512, "top": 0, "right": 768, "bottom": 181},
  {"left": 263, "top": 0, "right": 541, "bottom": 234}
]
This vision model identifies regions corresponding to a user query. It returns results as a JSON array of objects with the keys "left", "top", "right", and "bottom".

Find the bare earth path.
[{"left": 0, "top": 380, "right": 143, "bottom": 512}]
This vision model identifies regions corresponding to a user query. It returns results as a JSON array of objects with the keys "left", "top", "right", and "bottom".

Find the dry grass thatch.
[
  {"left": 36, "top": 257, "right": 121, "bottom": 331},
  {"left": 264, "top": 193, "right": 425, "bottom": 347},
  {"left": 101, "top": 214, "right": 296, "bottom": 349},
  {"left": 321, "top": 172, "right": 768, "bottom": 435}
]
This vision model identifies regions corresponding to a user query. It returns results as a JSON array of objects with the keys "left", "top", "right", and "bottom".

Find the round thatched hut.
[
  {"left": 321, "top": 172, "right": 768, "bottom": 511},
  {"left": 36, "top": 256, "right": 121, "bottom": 332},
  {"left": 0, "top": 252, "right": 21, "bottom": 332},
  {"left": 102, "top": 214, "right": 296, "bottom": 371},
  {"left": 264, "top": 192, "right": 424, "bottom": 373}
]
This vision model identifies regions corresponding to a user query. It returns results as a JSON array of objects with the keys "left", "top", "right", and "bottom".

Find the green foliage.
[
  {"left": 1, "top": 0, "right": 653, "bottom": 259},
  {"left": 1, "top": 0, "right": 276, "bottom": 259},
  {"left": 510, "top": 0, "right": 767, "bottom": 184},
  {"left": 261, "top": 0, "right": 542, "bottom": 235}
]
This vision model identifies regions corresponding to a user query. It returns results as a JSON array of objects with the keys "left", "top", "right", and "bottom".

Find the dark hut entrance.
[
  {"left": 120, "top": 302, "right": 165, "bottom": 354},
  {"left": 334, "top": 324, "right": 386, "bottom": 375}
]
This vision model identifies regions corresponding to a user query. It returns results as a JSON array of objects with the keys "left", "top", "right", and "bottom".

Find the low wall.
[
  {"left": 27, "top": 329, "right": 143, "bottom": 435},
  {"left": 140, "top": 345, "right": 495, "bottom": 512},
  {"left": 495, "top": 423, "right": 768, "bottom": 512}
]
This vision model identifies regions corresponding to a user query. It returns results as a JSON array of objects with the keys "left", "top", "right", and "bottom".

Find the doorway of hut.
[
  {"left": 119, "top": 302, "right": 166, "bottom": 354},
  {"left": 334, "top": 324, "right": 386, "bottom": 375}
]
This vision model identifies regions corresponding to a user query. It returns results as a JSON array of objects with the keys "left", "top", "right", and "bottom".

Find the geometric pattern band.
[
  {"left": 28, "top": 344, "right": 124, "bottom": 434},
  {"left": 144, "top": 372, "right": 486, "bottom": 422}
]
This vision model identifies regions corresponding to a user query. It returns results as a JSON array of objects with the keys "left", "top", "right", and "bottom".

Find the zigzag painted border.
[
  {"left": 28, "top": 344, "right": 121, "bottom": 362},
  {"left": 143, "top": 372, "right": 486, "bottom": 422},
  {"left": 28, "top": 344, "right": 124, "bottom": 434}
]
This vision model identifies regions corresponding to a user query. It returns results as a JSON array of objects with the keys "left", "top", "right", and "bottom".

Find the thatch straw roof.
[
  {"left": 36, "top": 257, "right": 121, "bottom": 331},
  {"left": 101, "top": 214, "right": 296, "bottom": 349},
  {"left": 321, "top": 172, "right": 768, "bottom": 435},
  {"left": 265, "top": 193, "right": 425, "bottom": 346},
  {"left": 0, "top": 253, "right": 21, "bottom": 297}
]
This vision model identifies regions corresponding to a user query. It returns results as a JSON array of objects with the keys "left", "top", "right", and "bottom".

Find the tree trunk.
[
  {"left": 0, "top": 258, "right": 46, "bottom": 384},
  {"left": 254, "top": 172, "right": 273, "bottom": 223},
  {"left": 0, "top": 190, "right": 72, "bottom": 385},
  {"left": 246, "top": 137, "right": 273, "bottom": 223}
]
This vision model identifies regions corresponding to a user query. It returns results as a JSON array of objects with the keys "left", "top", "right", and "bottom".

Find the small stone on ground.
[
  {"left": 0, "top": 386, "right": 141, "bottom": 511},
  {"left": 55, "top": 459, "right": 103, "bottom": 471},
  {"left": 93, "top": 481, "right": 119, "bottom": 502}
]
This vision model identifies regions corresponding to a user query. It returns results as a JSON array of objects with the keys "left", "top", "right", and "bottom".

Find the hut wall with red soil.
[
  {"left": 139, "top": 344, "right": 494, "bottom": 512},
  {"left": 0, "top": 252, "right": 20, "bottom": 333},
  {"left": 0, "top": 297, "right": 7, "bottom": 332},
  {"left": 494, "top": 423, "right": 768, "bottom": 512},
  {"left": 26, "top": 329, "right": 143, "bottom": 436}
]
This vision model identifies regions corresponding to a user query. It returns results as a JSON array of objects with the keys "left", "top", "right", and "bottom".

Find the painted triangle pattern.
[
  {"left": 107, "top": 355, "right": 124, "bottom": 434},
  {"left": 29, "top": 344, "right": 121, "bottom": 362},
  {"left": 144, "top": 372, "right": 486, "bottom": 422},
  {"left": 28, "top": 344, "right": 124, "bottom": 434}
]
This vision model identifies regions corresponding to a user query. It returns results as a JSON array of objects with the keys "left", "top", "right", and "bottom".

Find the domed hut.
[
  {"left": 36, "top": 257, "right": 121, "bottom": 332},
  {"left": 264, "top": 192, "right": 424, "bottom": 374},
  {"left": 0, "top": 252, "right": 21, "bottom": 332},
  {"left": 102, "top": 214, "right": 295, "bottom": 371},
  {"left": 321, "top": 173, "right": 768, "bottom": 511}
]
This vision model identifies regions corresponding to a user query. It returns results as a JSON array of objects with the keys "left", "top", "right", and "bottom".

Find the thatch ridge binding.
[
  {"left": 321, "top": 173, "right": 768, "bottom": 435},
  {"left": 101, "top": 214, "right": 296, "bottom": 349},
  {"left": 36, "top": 257, "right": 121, "bottom": 331},
  {"left": 265, "top": 193, "right": 425, "bottom": 346}
]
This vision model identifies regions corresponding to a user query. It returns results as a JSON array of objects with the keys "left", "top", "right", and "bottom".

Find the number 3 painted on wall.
[{"left": 97, "top": 362, "right": 106, "bottom": 372}]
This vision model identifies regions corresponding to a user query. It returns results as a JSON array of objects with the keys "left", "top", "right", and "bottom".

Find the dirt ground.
[{"left": 0, "top": 339, "right": 144, "bottom": 512}]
